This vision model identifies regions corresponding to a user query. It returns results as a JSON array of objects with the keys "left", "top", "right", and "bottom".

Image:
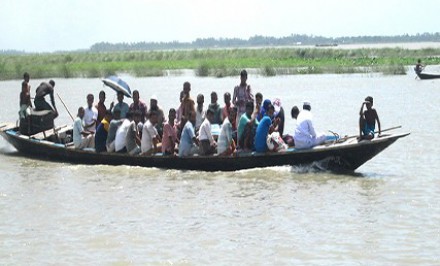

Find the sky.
[{"left": 0, "top": 0, "right": 437, "bottom": 52}]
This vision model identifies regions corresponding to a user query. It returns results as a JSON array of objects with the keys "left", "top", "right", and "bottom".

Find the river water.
[{"left": 0, "top": 70, "right": 439, "bottom": 265}]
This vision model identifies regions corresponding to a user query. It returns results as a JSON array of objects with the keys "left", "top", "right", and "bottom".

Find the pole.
[{"left": 56, "top": 93, "right": 75, "bottom": 122}]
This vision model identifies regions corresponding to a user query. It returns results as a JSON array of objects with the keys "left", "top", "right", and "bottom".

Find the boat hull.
[
  {"left": 416, "top": 72, "right": 440, "bottom": 80},
  {"left": 0, "top": 126, "right": 409, "bottom": 172}
]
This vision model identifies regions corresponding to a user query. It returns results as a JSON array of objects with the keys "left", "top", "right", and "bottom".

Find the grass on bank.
[{"left": 1, "top": 47, "right": 440, "bottom": 80}]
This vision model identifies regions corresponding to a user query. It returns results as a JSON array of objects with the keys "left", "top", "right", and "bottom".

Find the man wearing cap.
[{"left": 293, "top": 101, "right": 326, "bottom": 149}]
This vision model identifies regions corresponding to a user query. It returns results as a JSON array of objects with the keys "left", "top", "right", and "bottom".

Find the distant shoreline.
[{"left": 1, "top": 44, "right": 440, "bottom": 80}]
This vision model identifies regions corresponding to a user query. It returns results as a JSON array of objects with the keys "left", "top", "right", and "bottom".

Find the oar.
[
  {"left": 340, "top": 125, "right": 402, "bottom": 141},
  {"left": 56, "top": 93, "right": 75, "bottom": 122}
]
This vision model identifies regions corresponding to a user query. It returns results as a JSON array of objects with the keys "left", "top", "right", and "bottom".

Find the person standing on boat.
[
  {"left": 359, "top": 96, "right": 381, "bottom": 140},
  {"left": 414, "top": 59, "right": 425, "bottom": 74},
  {"left": 129, "top": 90, "right": 148, "bottom": 124},
  {"left": 34, "top": 80, "right": 58, "bottom": 118},
  {"left": 232, "top": 70, "right": 254, "bottom": 126},
  {"left": 195, "top": 93, "right": 205, "bottom": 133},
  {"left": 19, "top": 73, "right": 32, "bottom": 119},
  {"left": 110, "top": 91, "right": 129, "bottom": 119},
  {"left": 293, "top": 101, "right": 326, "bottom": 149},
  {"left": 73, "top": 107, "right": 94, "bottom": 150},
  {"left": 179, "top": 111, "right": 199, "bottom": 157},
  {"left": 95, "top": 90, "right": 107, "bottom": 127},
  {"left": 181, "top": 82, "right": 196, "bottom": 120},
  {"left": 83, "top": 94, "right": 98, "bottom": 133}
]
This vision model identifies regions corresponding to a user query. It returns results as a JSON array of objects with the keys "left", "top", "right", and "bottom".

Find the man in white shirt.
[
  {"left": 141, "top": 111, "right": 161, "bottom": 155},
  {"left": 114, "top": 112, "right": 132, "bottom": 152},
  {"left": 83, "top": 94, "right": 98, "bottom": 133},
  {"left": 195, "top": 93, "right": 205, "bottom": 132},
  {"left": 293, "top": 101, "right": 326, "bottom": 149},
  {"left": 198, "top": 108, "right": 217, "bottom": 155},
  {"left": 73, "top": 107, "right": 94, "bottom": 149},
  {"left": 217, "top": 107, "right": 236, "bottom": 156}
]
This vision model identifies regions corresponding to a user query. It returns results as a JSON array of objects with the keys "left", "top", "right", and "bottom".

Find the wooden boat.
[
  {"left": 416, "top": 72, "right": 440, "bottom": 80},
  {"left": 0, "top": 123, "right": 409, "bottom": 172}
]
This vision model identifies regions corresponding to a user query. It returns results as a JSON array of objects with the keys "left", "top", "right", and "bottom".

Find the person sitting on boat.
[
  {"left": 141, "top": 110, "right": 162, "bottom": 156},
  {"left": 149, "top": 95, "right": 165, "bottom": 138},
  {"left": 106, "top": 109, "right": 123, "bottom": 152},
  {"left": 359, "top": 96, "right": 381, "bottom": 140},
  {"left": 19, "top": 76, "right": 32, "bottom": 119},
  {"left": 162, "top": 108, "right": 179, "bottom": 156},
  {"left": 178, "top": 111, "right": 199, "bottom": 157},
  {"left": 129, "top": 90, "right": 148, "bottom": 124},
  {"left": 237, "top": 101, "right": 259, "bottom": 151},
  {"left": 232, "top": 69, "right": 254, "bottom": 127},
  {"left": 95, "top": 90, "right": 107, "bottom": 128},
  {"left": 221, "top": 92, "right": 234, "bottom": 123},
  {"left": 273, "top": 98, "right": 285, "bottom": 136},
  {"left": 414, "top": 59, "right": 425, "bottom": 74},
  {"left": 255, "top": 92, "right": 263, "bottom": 114},
  {"left": 125, "top": 110, "right": 142, "bottom": 155},
  {"left": 83, "top": 94, "right": 98, "bottom": 133},
  {"left": 73, "top": 107, "right": 94, "bottom": 150},
  {"left": 114, "top": 111, "right": 133, "bottom": 153},
  {"left": 110, "top": 91, "right": 129, "bottom": 119},
  {"left": 208, "top": 91, "right": 222, "bottom": 125},
  {"left": 198, "top": 108, "right": 217, "bottom": 156},
  {"left": 254, "top": 104, "right": 279, "bottom": 153},
  {"left": 293, "top": 101, "right": 327, "bottom": 149},
  {"left": 195, "top": 93, "right": 205, "bottom": 133},
  {"left": 34, "top": 80, "right": 58, "bottom": 118},
  {"left": 282, "top": 106, "right": 299, "bottom": 147},
  {"left": 217, "top": 107, "right": 237, "bottom": 156},
  {"left": 95, "top": 110, "right": 112, "bottom": 153},
  {"left": 257, "top": 99, "right": 272, "bottom": 121}
]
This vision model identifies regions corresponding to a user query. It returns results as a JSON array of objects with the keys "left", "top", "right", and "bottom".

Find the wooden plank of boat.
[
  {"left": 29, "top": 125, "right": 69, "bottom": 140},
  {"left": 0, "top": 122, "right": 17, "bottom": 131}
]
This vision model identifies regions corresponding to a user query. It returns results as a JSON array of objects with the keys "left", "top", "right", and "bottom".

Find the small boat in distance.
[
  {"left": 416, "top": 72, "right": 440, "bottom": 80},
  {"left": 1, "top": 122, "right": 409, "bottom": 172}
]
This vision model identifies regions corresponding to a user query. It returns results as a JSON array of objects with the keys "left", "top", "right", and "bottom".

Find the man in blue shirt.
[
  {"left": 254, "top": 104, "right": 278, "bottom": 153},
  {"left": 179, "top": 111, "right": 199, "bottom": 157}
]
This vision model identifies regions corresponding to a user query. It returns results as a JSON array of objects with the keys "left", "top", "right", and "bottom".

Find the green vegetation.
[{"left": 1, "top": 47, "right": 440, "bottom": 80}]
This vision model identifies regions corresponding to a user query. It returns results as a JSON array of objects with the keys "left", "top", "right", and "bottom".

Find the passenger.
[
  {"left": 73, "top": 107, "right": 94, "bottom": 149},
  {"left": 237, "top": 101, "right": 259, "bottom": 151},
  {"left": 110, "top": 91, "right": 129, "bottom": 119},
  {"left": 129, "top": 90, "right": 148, "bottom": 124},
  {"left": 359, "top": 96, "right": 381, "bottom": 140},
  {"left": 221, "top": 92, "right": 234, "bottom": 123},
  {"left": 176, "top": 90, "right": 185, "bottom": 126},
  {"left": 254, "top": 104, "right": 278, "bottom": 153},
  {"left": 178, "top": 111, "right": 199, "bottom": 157},
  {"left": 255, "top": 92, "right": 263, "bottom": 114},
  {"left": 19, "top": 75, "right": 32, "bottom": 119},
  {"left": 198, "top": 108, "right": 217, "bottom": 155},
  {"left": 232, "top": 69, "right": 254, "bottom": 126},
  {"left": 258, "top": 99, "right": 272, "bottom": 121},
  {"left": 181, "top": 81, "right": 195, "bottom": 119},
  {"left": 125, "top": 111, "right": 142, "bottom": 155},
  {"left": 293, "top": 101, "right": 327, "bottom": 149},
  {"left": 414, "top": 59, "right": 425, "bottom": 74},
  {"left": 83, "top": 94, "right": 98, "bottom": 133},
  {"left": 114, "top": 111, "right": 133, "bottom": 153},
  {"left": 273, "top": 98, "right": 285, "bottom": 136},
  {"left": 208, "top": 91, "right": 222, "bottom": 125},
  {"left": 34, "top": 80, "right": 58, "bottom": 118},
  {"left": 149, "top": 95, "right": 165, "bottom": 138},
  {"left": 195, "top": 93, "right": 205, "bottom": 132},
  {"left": 95, "top": 90, "right": 107, "bottom": 127},
  {"left": 141, "top": 111, "right": 162, "bottom": 155},
  {"left": 95, "top": 110, "right": 112, "bottom": 153},
  {"left": 217, "top": 107, "right": 237, "bottom": 156},
  {"left": 162, "top": 108, "right": 179, "bottom": 156},
  {"left": 283, "top": 106, "right": 299, "bottom": 147},
  {"left": 106, "top": 109, "right": 122, "bottom": 152}
]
